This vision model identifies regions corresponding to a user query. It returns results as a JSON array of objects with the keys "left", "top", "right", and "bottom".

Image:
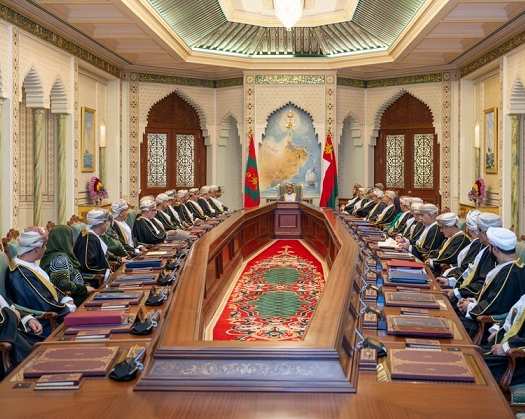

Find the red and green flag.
[
  {"left": 319, "top": 133, "right": 338, "bottom": 208},
  {"left": 244, "top": 132, "right": 260, "bottom": 208}
]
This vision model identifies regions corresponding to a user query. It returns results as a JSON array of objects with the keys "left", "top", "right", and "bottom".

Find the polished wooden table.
[{"left": 0, "top": 205, "right": 514, "bottom": 418}]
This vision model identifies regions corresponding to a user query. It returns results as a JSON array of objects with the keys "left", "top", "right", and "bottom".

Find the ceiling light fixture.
[{"left": 274, "top": 0, "right": 304, "bottom": 31}]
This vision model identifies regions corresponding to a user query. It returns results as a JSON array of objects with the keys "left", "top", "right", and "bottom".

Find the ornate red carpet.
[{"left": 213, "top": 240, "right": 325, "bottom": 341}]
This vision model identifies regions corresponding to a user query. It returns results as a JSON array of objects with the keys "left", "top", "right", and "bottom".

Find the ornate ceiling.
[
  {"left": 145, "top": 0, "right": 424, "bottom": 57},
  {"left": 6, "top": 0, "right": 525, "bottom": 79}
]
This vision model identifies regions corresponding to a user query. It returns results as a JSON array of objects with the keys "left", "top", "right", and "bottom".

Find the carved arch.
[
  {"left": 50, "top": 77, "right": 68, "bottom": 114},
  {"left": 22, "top": 66, "right": 45, "bottom": 108}
]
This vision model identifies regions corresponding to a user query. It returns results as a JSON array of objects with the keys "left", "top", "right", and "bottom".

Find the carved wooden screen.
[
  {"left": 374, "top": 94, "right": 440, "bottom": 204},
  {"left": 140, "top": 92, "right": 206, "bottom": 197}
]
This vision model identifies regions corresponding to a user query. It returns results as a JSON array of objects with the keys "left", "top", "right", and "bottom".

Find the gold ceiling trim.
[
  {"left": 460, "top": 29, "right": 525, "bottom": 77},
  {"left": 254, "top": 75, "right": 325, "bottom": 85},
  {"left": 0, "top": 3, "right": 120, "bottom": 78}
]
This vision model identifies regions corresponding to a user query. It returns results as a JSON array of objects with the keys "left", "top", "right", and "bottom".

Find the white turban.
[
  {"left": 411, "top": 202, "right": 423, "bottom": 213},
  {"left": 436, "top": 212, "right": 458, "bottom": 227},
  {"left": 385, "top": 190, "right": 396, "bottom": 201},
  {"left": 372, "top": 189, "right": 384, "bottom": 198},
  {"left": 139, "top": 196, "right": 156, "bottom": 211},
  {"left": 487, "top": 227, "right": 517, "bottom": 251},
  {"left": 399, "top": 196, "right": 411, "bottom": 206},
  {"left": 465, "top": 210, "right": 480, "bottom": 232},
  {"left": 358, "top": 187, "right": 368, "bottom": 194},
  {"left": 411, "top": 197, "right": 423, "bottom": 204},
  {"left": 209, "top": 185, "right": 219, "bottom": 192},
  {"left": 155, "top": 193, "right": 170, "bottom": 204},
  {"left": 165, "top": 190, "right": 176, "bottom": 198},
  {"left": 200, "top": 186, "right": 210, "bottom": 194},
  {"left": 18, "top": 230, "right": 46, "bottom": 256},
  {"left": 189, "top": 188, "right": 199, "bottom": 194},
  {"left": 477, "top": 213, "right": 502, "bottom": 232},
  {"left": 420, "top": 204, "right": 438, "bottom": 215},
  {"left": 177, "top": 189, "right": 188, "bottom": 198},
  {"left": 111, "top": 199, "right": 128, "bottom": 217},
  {"left": 86, "top": 208, "right": 110, "bottom": 227}
]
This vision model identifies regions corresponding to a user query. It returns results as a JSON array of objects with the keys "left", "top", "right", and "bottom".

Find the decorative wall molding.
[
  {"left": 0, "top": 3, "right": 120, "bottom": 78},
  {"left": 255, "top": 75, "right": 325, "bottom": 85},
  {"left": 11, "top": 26, "right": 20, "bottom": 226},
  {"left": 337, "top": 73, "right": 442, "bottom": 89},
  {"left": 337, "top": 78, "right": 366, "bottom": 88},
  {"left": 461, "top": 29, "right": 525, "bottom": 77},
  {"left": 73, "top": 59, "right": 79, "bottom": 206},
  {"left": 128, "top": 72, "right": 140, "bottom": 204},
  {"left": 440, "top": 71, "right": 454, "bottom": 208},
  {"left": 138, "top": 73, "right": 214, "bottom": 88},
  {"left": 367, "top": 73, "right": 443, "bottom": 88}
]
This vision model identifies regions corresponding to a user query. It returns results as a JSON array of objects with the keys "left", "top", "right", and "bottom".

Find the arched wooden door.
[
  {"left": 374, "top": 93, "right": 440, "bottom": 204},
  {"left": 140, "top": 92, "right": 206, "bottom": 197}
]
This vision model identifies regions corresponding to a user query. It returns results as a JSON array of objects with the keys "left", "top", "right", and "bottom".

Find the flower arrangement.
[
  {"left": 468, "top": 178, "right": 486, "bottom": 208},
  {"left": 88, "top": 176, "right": 108, "bottom": 205}
]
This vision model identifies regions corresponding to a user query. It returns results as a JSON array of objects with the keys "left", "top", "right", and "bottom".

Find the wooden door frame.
[{"left": 374, "top": 128, "right": 440, "bottom": 204}]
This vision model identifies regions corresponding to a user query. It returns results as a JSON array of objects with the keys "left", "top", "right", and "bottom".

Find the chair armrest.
[
  {"left": 0, "top": 342, "right": 13, "bottom": 373},
  {"left": 37, "top": 311, "right": 58, "bottom": 331},
  {"left": 501, "top": 348, "right": 525, "bottom": 392},
  {"left": 473, "top": 315, "right": 495, "bottom": 345}
]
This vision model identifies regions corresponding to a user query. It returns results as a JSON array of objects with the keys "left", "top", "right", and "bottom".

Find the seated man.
[
  {"left": 41, "top": 225, "right": 95, "bottom": 306},
  {"left": 7, "top": 230, "right": 74, "bottom": 337},
  {"left": 340, "top": 183, "right": 361, "bottom": 214},
  {"left": 427, "top": 212, "right": 470, "bottom": 275},
  {"left": 483, "top": 294, "right": 525, "bottom": 386},
  {"left": 281, "top": 183, "right": 299, "bottom": 202},
  {"left": 387, "top": 196, "right": 412, "bottom": 236},
  {"left": 356, "top": 189, "right": 381, "bottom": 218},
  {"left": 198, "top": 186, "right": 218, "bottom": 216},
  {"left": 365, "top": 189, "right": 386, "bottom": 222},
  {"left": 459, "top": 227, "right": 525, "bottom": 337},
  {"left": 0, "top": 293, "right": 42, "bottom": 377},
  {"left": 166, "top": 190, "right": 190, "bottom": 228},
  {"left": 208, "top": 185, "right": 229, "bottom": 214},
  {"left": 109, "top": 199, "right": 140, "bottom": 255},
  {"left": 446, "top": 213, "right": 500, "bottom": 305},
  {"left": 74, "top": 209, "right": 112, "bottom": 280},
  {"left": 155, "top": 193, "right": 182, "bottom": 230},
  {"left": 436, "top": 210, "right": 483, "bottom": 289},
  {"left": 373, "top": 190, "right": 398, "bottom": 226},
  {"left": 351, "top": 188, "right": 371, "bottom": 216},
  {"left": 185, "top": 188, "right": 207, "bottom": 221},
  {"left": 133, "top": 196, "right": 190, "bottom": 245},
  {"left": 397, "top": 203, "right": 444, "bottom": 260},
  {"left": 133, "top": 196, "right": 167, "bottom": 245}
]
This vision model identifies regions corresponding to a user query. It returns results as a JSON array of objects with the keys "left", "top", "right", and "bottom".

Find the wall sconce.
[{"left": 99, "top": 123, "right": 107, "bottom": 148}]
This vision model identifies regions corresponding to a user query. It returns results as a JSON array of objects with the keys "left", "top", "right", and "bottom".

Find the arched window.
[
  {"left": 374, "top": 93, "right": 440, "bottom": 204},
  {"left": 140, "top": 92, "right": 206, "bottom": 197}
]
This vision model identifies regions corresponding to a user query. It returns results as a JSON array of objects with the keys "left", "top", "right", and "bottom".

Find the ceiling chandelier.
[{"left": 274, "top": 0, "right": 304, "bottom": 31}]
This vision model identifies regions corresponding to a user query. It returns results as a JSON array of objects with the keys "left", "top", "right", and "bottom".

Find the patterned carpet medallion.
[{"left": 213, "top": 240, "right": 325, "bottom": 341}]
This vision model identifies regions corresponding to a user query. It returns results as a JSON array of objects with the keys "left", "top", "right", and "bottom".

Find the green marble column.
[
  {"left": 511, "top": 115, "right": 521, "bottom": 235},
  {"left": 56, "top": 113, "right": 68, "bottom": 224},
  {"left": 33, "top": 108, "right": 46, "bottom": 226}
]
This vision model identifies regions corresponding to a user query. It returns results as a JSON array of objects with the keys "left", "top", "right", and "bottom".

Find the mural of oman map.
[{"left": 259, "top": 104, "right": 321, "bottom": 197}]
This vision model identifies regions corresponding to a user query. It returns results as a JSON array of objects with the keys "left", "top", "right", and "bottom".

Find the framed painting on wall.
[
  {"left": 484, "top": 107, "right": 498, "bottom": 174},
  {"left": 81, "top": 107, "right": 96, "bottom": 172}
]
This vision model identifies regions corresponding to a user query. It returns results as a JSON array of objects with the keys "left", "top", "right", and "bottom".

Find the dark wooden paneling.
[
  {"left": 374, "top": 93, "right": 440, "bottom": 204},
  {"left": 140, "top": 91, "right": 207, "bottom": 197}
]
